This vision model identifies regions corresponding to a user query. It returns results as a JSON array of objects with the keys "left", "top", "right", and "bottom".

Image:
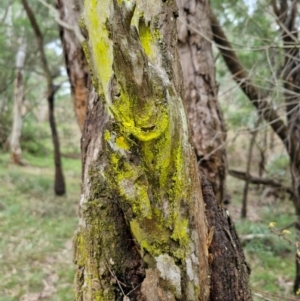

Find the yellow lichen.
[
  {"left": 139, "top": 22, "right": 154, "bottom": 57},
  {"left": 104, "top": 130, "right": 111, "bottom": 141},
  {"left": 84, "top": 0, "right": 113, "bottom": 103},
  {"left": 171, "top": 216, "right": 189, "bottom": 246},
  {"left": 115, "top": 136, "right": 130, "bottom": 150}
]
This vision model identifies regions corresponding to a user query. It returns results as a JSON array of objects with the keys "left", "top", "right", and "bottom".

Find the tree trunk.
[
  {"left": 22, "top": 0, "right": 66, "bottom": 196},
  {"left": 56, "top": 0, "right": 89, "bottom": 133},
  {"left": 201, "top": 173, "right": 252, "bottom": 301},
  {"left": 48, "top": 86, "right": 65, "bottom": 196},
  {"left": 74, "top": 0, "right": 251, "bottom": 300},
  {"left": 10, "top": 40, "right": 26, "bottom": 165},
  {"left": 177, "top": 0, "right": 227, "bottom": 204}
]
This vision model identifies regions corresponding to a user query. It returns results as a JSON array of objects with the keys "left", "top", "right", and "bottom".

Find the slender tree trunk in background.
[
  {"left": 241, "top": 118, "right": 261, "bottom": 219},
  {"left": 258, "top": 128, "right": 267, "bottom": 179},
  {"left": 48, "top": 86, "right": 65, "bottom": 196},
  {"left": 10, "top": 40, "right": 26, "bottom": 165},
  {"left": 22, "top": 0, "right": 66, "bottom": 196},
  {"left": 74, "top": 0, "right": 251, "bottom": 300},
  {"left": 56, "top": 0, "right": 89, "bottom": 132},
  {"left": 177, "top": 0, "right": 227, "bottom": 204}
]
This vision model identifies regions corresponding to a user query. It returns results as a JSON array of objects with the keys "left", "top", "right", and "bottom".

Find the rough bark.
[
  {"left": 10, "top": 40, "right": 26, "bottom": 165},
  {"left": 22, "top": 0, "right": 66, "bottom": 195},
  {"left": 75, "top": 0, "right": 211, "bottom": 300},
  {"left": 202, "top": 174, "right": 252, "bottom": 301},
  {"left": 56, "top": 0, "right": 89, "bottom": 132},
  {"left": 75, "top": 0, "right": 251, "bottom": 300},
  {"left": 176, "top": 0, "right": 227, "bottom": 204}
]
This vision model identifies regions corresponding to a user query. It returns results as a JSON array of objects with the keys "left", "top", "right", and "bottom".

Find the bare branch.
[
  {"left": 229, "top": 169, "right": 293, "bottom": 198},
  {"left": 21, "top": 0, "right": 52, "bottom": 87},
  {"left": 37, "top": 0, "right": 85, "bottom": 43},
  {"left": 210, "top": 10, "right": 289, "bottom": 149}
]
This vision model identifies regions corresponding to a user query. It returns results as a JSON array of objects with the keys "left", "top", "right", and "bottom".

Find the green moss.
[{"left": 105, "top": 139, "right": 152, "bottom": 218}]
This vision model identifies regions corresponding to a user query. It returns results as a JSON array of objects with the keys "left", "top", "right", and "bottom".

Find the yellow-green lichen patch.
[
  {"left": 104, "top": 130, "right": 111, "bottom": 141},
  {"left": 171, "top": 215, "right": 189, "bottom": 246},
  {"left": 84, "top": 0, "right": 113, "bottom": 102},
  {"left": 106, "top": 147, "right": 152, "bottom": 219},
  {"left": 74, "top": 231, "right": 88, "bottom": 267},
  {"left": 130, "top": 218, "right": 170, "bottom": 257},
  {"left": 110, "top": 92, "right": 169, "bottom": 142},
  {"left": 115, "top": 136, "right": 130, "bottom": 150},
  {"left": 139, "top": 21, "right": 154, "bottom": 57}
]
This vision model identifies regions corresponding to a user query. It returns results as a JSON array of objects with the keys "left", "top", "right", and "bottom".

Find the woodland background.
[{"left": 0, "top": 0, "right": 298, "bottom": 300}]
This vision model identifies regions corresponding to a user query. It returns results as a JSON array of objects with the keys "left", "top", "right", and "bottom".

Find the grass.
[
  {"left": 228, "top": 176, "right": 297, "bottom": 301},
  {"left": 0, "top": 124, "right": 297, "bottom": 300},
  {"left": 0, "top": 151, "right": 80, "bottom": 301}
]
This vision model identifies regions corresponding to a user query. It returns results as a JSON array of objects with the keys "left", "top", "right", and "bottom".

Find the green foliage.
[
  {"left": 21, "top": 119, "right": 50, "bottom": 155},
  {"left": 266, "top": 154, "right": 290, "bottom": 179}
]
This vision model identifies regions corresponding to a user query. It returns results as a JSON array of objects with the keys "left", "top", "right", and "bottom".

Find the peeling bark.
[
  {"left": 177, "top": 0, "right": 227, "bottom": 204},
  {"left": 56, "top": 0, "right": 89, "bottom": 132}
]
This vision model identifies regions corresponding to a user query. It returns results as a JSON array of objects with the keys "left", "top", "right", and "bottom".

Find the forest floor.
[{"left": 0, "top": 149, "right": 297, "bottom": 300}]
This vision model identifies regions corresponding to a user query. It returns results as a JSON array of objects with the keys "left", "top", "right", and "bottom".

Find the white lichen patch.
[{"left": 155, "top": 254, "right": 181, "bottom": 297}]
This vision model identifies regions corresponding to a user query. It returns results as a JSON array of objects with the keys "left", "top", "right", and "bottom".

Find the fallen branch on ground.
[{"left": 228, "top": 169, "right": 294, "bottom": 198}]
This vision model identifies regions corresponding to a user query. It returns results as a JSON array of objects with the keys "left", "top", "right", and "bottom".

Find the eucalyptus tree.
[
  {"left": 74, "top": 0, "right": 251, "bottom": 300},
  {"left": 176, "top": 0, "right": 227, "bottom": 204},
  {"left": 56, "top": 0, "right": 88, "bottom": 133}
]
